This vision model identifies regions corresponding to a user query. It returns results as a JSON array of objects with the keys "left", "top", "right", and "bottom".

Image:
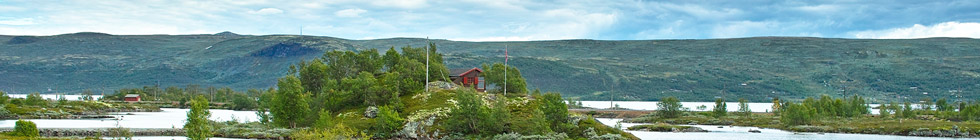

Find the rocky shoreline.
[{"left": 0, "top": 128, "right": 183, "bottom": 137}]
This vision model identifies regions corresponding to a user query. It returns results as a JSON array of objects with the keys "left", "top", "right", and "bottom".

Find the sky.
[{"left": 1, "top": 0, "right": 979, "bottom": 41}]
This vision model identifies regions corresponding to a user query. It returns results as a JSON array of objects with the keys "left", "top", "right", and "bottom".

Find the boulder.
[{"left": 364, "top": 106, "right": 378, "bottom": 118}]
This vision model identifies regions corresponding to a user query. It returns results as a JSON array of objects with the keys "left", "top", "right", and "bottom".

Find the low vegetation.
[
  {"left": 628, "top": 95, "right": 980, "bottom": 137},
  {"left": 627, "top": 123, "right": 703, "bottom": 132},
  {"left": 0, "top": 91, "right": 160, "bottom": 119}
]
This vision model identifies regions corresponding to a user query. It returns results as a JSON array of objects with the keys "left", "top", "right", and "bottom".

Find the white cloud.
[
  {"left": 851, "top": 22, "right": 980, "bottom": 39},
  {"left": 537, "top": 9, "right": 618, "bottom": 39},
  {"left": 0, "top": 5, "right": 26, "bottom": 11},
  {"left": 335, "top": 8, "right": 367, "bottom": 18},
  {"left": 0, "top": 18, "right": 36, "bottom": 25},
  {"left": 796, "top": 4, "right": 841, "bottom": 13},
  {"left": 249, "top": 8, "right": 283, "bottom": 15},
  {"left": 371, "top": 0, "right": 427, "bottom": 9}
]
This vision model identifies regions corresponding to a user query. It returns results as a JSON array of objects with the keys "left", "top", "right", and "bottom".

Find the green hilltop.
[{"left": 2, "top": 32, "right": 979, "bottom": 102}]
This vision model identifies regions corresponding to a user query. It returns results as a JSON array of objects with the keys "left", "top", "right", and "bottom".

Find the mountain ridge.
[{"left": 2, "top": 32, "right": 978, "bottom": 102}]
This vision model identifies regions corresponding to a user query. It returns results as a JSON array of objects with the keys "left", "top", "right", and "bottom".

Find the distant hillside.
[{"left": 2, "top": 32, "right": 978, "bottom": 102}]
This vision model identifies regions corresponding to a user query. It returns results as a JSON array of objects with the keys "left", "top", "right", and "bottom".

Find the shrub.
[
  {"left": 657, "top": 96, "right": 683, "bottom": 118},
  {"left": 712, "top": 98, "right": 727, "bottom": 118},
  {"left": 13, "top": 120, "right": 39, "bottom": 137},
  {"left": 373, "top": 106, "right": 403, "bottom": 138}
]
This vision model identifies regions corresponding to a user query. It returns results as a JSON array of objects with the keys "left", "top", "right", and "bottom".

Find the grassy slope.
[{"left": 2, "top": 33, "right": 980, "bottom": 102}]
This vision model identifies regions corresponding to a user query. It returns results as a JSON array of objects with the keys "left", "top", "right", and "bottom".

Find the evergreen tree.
[
  {"left": 657, "top": 96, "right": 683, "bottom": 118},
  {"left": 712, "top": 98, "right": 727, "bottom": 118},
  {"left": 184, "top": 95, "right": 212, "bottom": 140}
]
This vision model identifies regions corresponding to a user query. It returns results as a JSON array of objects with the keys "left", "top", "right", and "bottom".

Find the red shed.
[
  {"left": 449, "top": 67, "right": 486, "bottom": 92},
  {"left": 124, "top": 94, "right": 141, "bottom": 102}
]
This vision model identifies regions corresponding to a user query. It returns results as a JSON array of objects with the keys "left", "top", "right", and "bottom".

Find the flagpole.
[
  {"left": 504, "top": 45, "right": 508, "bottom": 96},
  {"left": 425, "top": 37, "right": 430, "bottom": 93}
]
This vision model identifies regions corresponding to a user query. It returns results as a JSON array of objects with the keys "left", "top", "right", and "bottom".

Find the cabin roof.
[
  {"left": 125, "top": 94, "right": 140, "bottom": 98},
  {"left": 449, "top": 67, "right": 482, "bottom": 77}
]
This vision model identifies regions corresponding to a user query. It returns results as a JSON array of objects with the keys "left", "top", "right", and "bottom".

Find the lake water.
[
  {"left": 595, "top": 118, "right": 977, "bottom": 140},
  {"left": 581, "top": 101, "right": 884, "bottom": 115},
  {"left": 0, "top": 108, "right": 258, "bottom": 128},
  {"left": 8, "top": 94, "right": 105, "bottom": 101}
]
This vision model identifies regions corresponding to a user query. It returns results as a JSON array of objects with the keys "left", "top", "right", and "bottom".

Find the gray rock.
[
  {"left": 677, "top": 127, "right": 709, "bottom": 132},
  {"left": 364, "top": 106, "right": 378, "bottom": 118}
]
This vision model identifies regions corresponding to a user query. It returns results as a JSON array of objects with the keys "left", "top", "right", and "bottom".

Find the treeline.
[
  {"left": 0, "top": 91, "right": 158, "bottom": 119},
  {"left": 649, "top": 94, "right": 980, "bottom": 125},
  {"left": 99, "top": 85, "right": 261, "bottom": 110},
  {"left": 251, "top": 44, "right": 633, "bottom": 139},
  {"left": 777, "top": 95, "right": 870, "bottom": 125},
  {"left": 876, "top": 97, "right": 980, "bottom": 122}
]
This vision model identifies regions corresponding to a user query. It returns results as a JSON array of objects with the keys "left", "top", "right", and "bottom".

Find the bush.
[
  {"left": 291, "top": 124, "right": 370, "bottom": 140},
  {"left": 13, "top": 120, "right": 39, "bottom": 137},
  {"left": 657, "top": 96, "right": 683, "bottom": 118},
  {"left": 780, "top": 102, "right": 816, "bottom": 125},
  {"left": 373, "top": 106, "right": 403, "bottom": 138},
  {"left": 106, "top": 126, "right": 134, "bottom": 140},
  {"left": 712, "top": 98, "right": 727, "bottom": 118}
]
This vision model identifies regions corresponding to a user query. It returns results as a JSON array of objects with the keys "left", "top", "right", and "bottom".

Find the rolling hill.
[{"left": 2, "top": 32, "right": 979, "bottom": 102}]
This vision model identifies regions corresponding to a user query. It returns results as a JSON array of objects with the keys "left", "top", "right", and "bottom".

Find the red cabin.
[
  {"left": 124, "top": 94, "right": 141, "bottom": 102},
  {"left": 449, "top": 67, "right": 486, "bottom": 92}
]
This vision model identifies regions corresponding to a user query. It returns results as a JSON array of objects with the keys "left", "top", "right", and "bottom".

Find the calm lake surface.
[
  {"left": 0, "top": 108, "right": 258, "bottom": 128},
  {"left": 595, "top": 118, "right": 978, "bottom": 140},
  {"left": 8, "top": 94, "right": 105, "bottom": 101},
  {"left": 581, "top": 101, "right": 884, "bottom": 115}
]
